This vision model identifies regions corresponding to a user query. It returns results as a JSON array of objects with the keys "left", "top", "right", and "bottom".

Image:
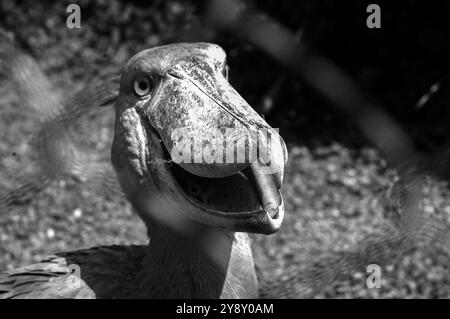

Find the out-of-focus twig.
[{"left": 259, "top": 28, "right": 304, "bottom": 115}]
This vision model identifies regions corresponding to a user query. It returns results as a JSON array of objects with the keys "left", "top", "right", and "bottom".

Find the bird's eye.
[{"left": 133, "top": 76, "right": 153, "bottom": 97}]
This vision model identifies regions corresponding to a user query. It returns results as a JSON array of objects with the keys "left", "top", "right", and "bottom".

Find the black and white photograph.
[{"left": 0, "top": 0, "right": 449, "bottom": 307}]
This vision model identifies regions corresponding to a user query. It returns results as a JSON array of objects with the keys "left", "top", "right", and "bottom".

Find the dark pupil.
[{"left": 138, "top": 80, "right": 148, "bottom": 91}]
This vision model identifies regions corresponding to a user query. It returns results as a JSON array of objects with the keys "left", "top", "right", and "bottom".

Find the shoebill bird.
[{"left": 0, "top": 43, "right": 287, "bottom": 298}]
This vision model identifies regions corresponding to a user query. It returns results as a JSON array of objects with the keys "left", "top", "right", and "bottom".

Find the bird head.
[{"left": 112, "top": 43, "right": 287, "bottom": 235}]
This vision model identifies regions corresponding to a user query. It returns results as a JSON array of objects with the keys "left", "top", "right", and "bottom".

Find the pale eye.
[{"left": 133, "top": 76, "right": 153, "bottom": 97}]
